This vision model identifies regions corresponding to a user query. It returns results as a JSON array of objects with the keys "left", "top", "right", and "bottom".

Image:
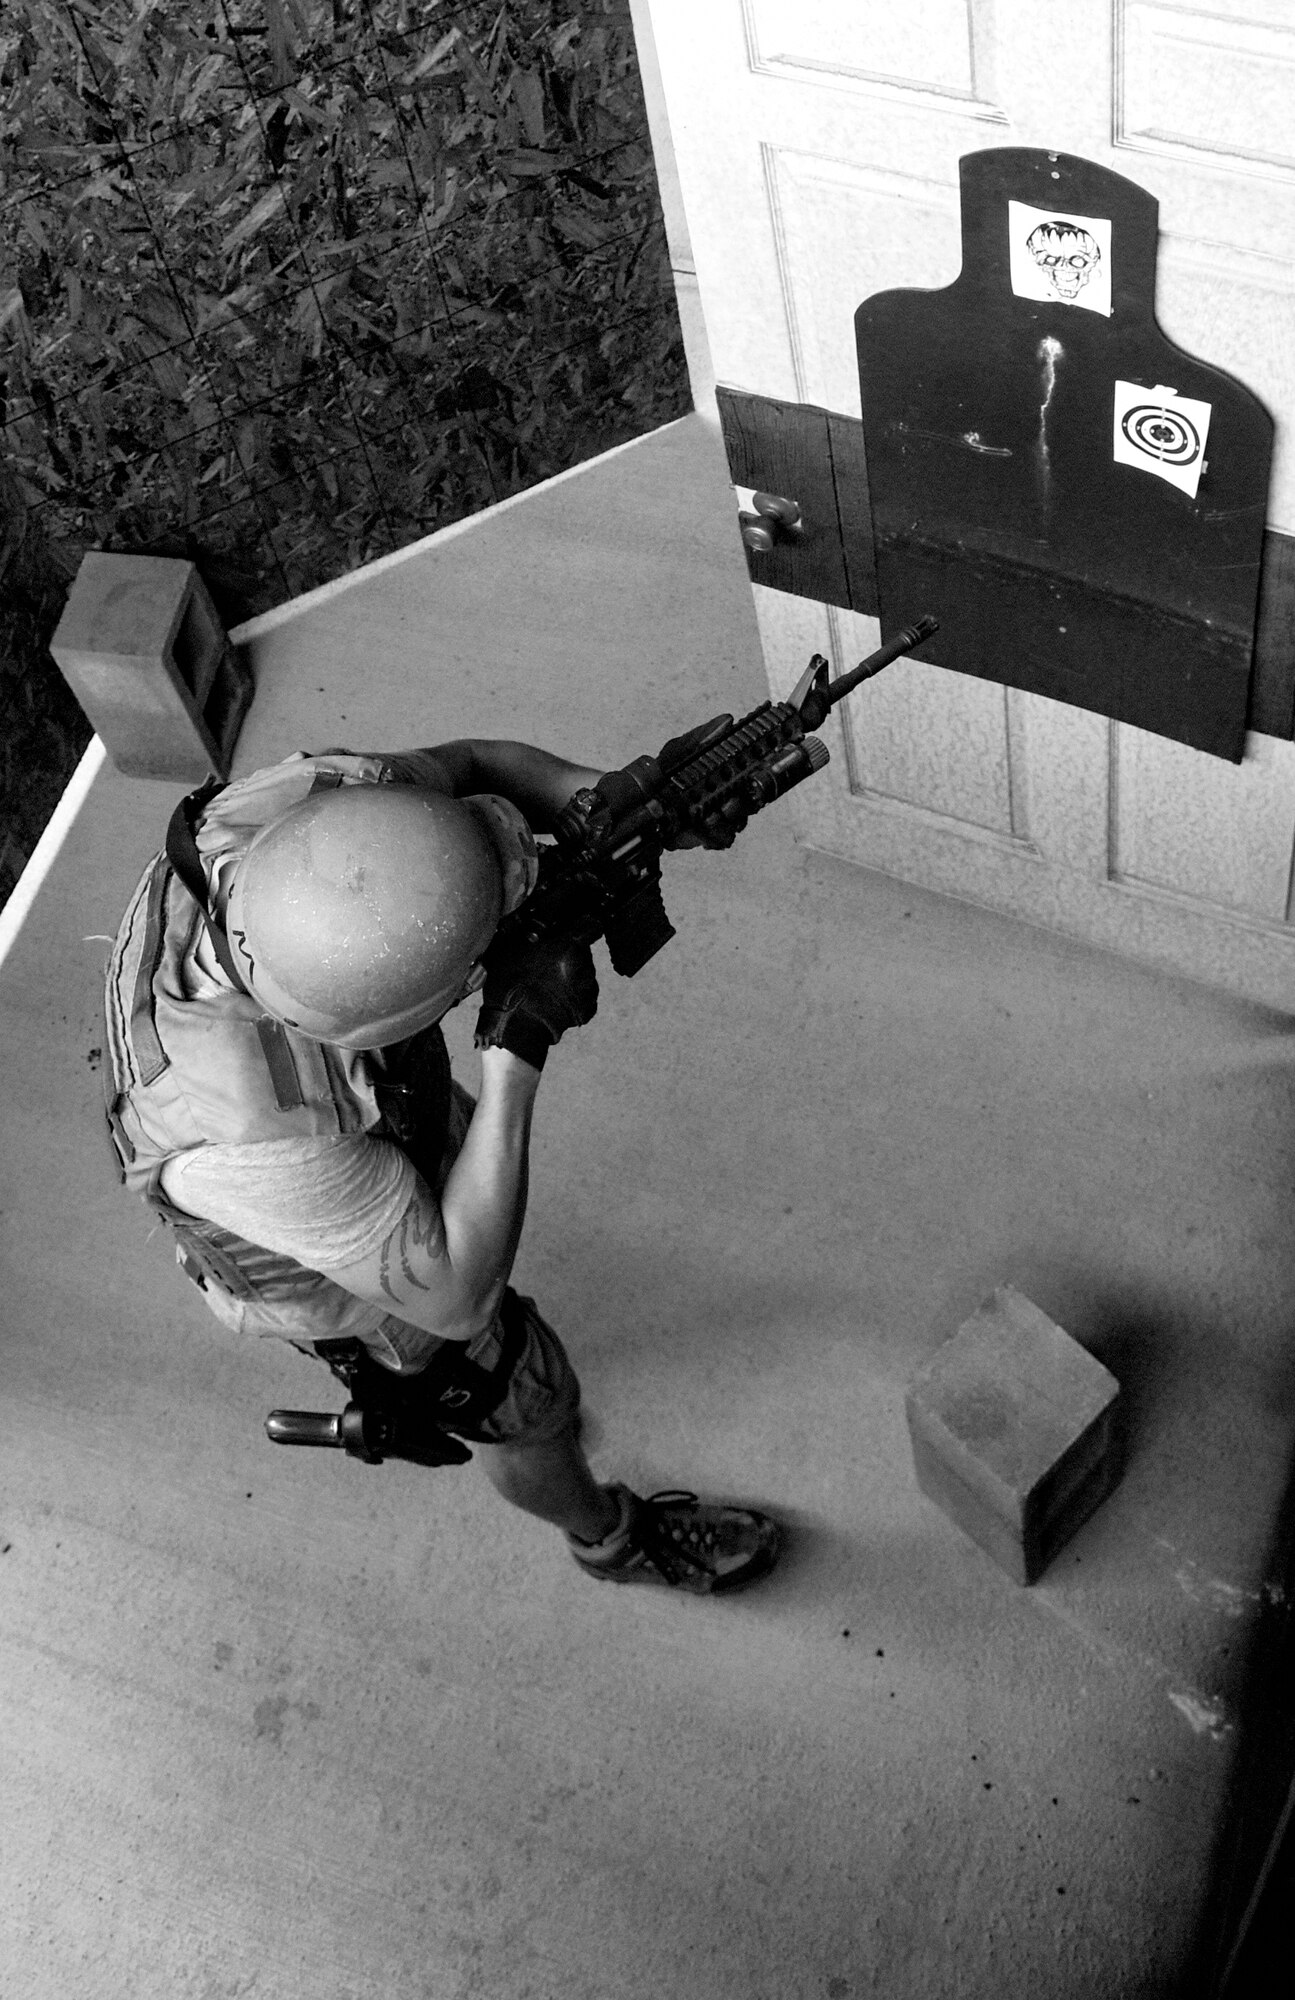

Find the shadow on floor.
[{"left": 1191, "top": 1422, "right": 1295, "bottom": 1997}]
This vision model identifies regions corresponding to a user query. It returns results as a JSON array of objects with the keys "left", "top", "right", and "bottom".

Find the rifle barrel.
[{"left": 824, "top": 615, "right": 939, "bottom": 708}]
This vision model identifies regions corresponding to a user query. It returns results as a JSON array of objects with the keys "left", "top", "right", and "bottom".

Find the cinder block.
[
  {"left": 49, "top": 552, "right": 252, "bottom": 781},
  {"left": 906, "top": 1287, "right": 1122, "bottom": 1585}
]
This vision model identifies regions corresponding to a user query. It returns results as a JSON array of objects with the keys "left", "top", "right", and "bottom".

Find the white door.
[{"left": 631, "top": 0, "right": 1295, "bottom": 1010}]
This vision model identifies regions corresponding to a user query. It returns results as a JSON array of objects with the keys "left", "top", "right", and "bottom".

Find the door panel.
[
  {"left": 638, "top": 0, "right": 1295, "bottom": 1008},
  {"left": 1155, "top": 238, "right": 1295, "bottom": 526},
  {"left": 1110, "top": 730, "right": 1295, "bottom": 923},
  {"left": 845, "top": 646, "right": 1018, "bottom": 839},
  {"left": 767, "top": 152, "right": 963, "bottom": 414},
  {"left": 1116, "top": 0, "right": 1295, "bottom": 183},
  {"left": 742, "top": 0, "right": 995, "bottom": 111}
]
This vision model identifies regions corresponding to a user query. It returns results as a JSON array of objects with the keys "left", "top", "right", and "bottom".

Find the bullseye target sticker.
[{"left": 1112, "top": 380, "right": 1211, "bottom": 498}]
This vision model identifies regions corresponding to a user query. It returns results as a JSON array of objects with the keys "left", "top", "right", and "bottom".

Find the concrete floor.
[{"left": 3, "top": 415, "right": 1295, "bottom": 1999}]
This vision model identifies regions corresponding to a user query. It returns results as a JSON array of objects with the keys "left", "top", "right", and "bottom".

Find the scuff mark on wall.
[
  {"left": 1167, "top": 1690, "right": 1232, "bottom": 1741},
  {"left": 1173, "top": 1565, "right": 1251, "bottom": 1619},
  {"left": 1155, "top": 1539, "right": 1286, "bottom": 1617}
]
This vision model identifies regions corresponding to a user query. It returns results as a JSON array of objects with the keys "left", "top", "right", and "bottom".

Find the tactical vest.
[{"left": 102, "top": 753, "right": 452, "bottom": 1305}]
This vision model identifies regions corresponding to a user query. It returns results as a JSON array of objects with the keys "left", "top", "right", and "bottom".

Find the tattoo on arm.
[{"left": 378, "top": 1193, "right": 440, "bottom": 1303}]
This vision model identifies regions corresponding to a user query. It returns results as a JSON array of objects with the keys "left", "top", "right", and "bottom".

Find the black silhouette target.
[
  {"left": 1120, "top": 402, "right": 1201, "bottom": 465},
  {"left": 856, "top": 147, "right": 1275, "bottom": 761}
]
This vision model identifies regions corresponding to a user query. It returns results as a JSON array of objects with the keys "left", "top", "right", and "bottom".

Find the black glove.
[
  {"left": 663, "top": 805, "right": 742, "bottom": 851},
  {"left": 474, "top": 933, "right": 598, "bottom": 1072},
  {"left": 665, "top": 819, "right": 740, "bottom": 851}
]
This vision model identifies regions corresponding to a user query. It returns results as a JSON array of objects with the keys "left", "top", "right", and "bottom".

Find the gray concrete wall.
[{"left": 3, "top": 416, "right": 1294, "bottom": 1998}]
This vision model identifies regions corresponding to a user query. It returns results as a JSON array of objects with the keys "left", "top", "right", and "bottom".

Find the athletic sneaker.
[{"left": 569, "top": 1484, "right": 781, "bottom": 1594}]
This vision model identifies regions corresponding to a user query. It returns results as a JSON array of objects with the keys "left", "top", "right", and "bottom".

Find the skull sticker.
[
  {"left": 1026, "top": 222, "right": 1100, "bottom": 300},
  {"left": 1008, "top": 200, "right": 1112, "bottom": 316}
]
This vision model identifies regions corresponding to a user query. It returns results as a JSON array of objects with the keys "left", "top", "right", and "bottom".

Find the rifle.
[{"left": 491, "top": 615, "right": 938, "bottom": 980}]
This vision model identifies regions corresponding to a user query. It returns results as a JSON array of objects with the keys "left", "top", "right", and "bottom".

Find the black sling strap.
[{"left": 164, "top": 778, "right": 251, "bottom": 995}]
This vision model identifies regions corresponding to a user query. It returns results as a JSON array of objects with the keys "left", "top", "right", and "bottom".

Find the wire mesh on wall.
[{"left": 0, "top": 0, "right": 690, "bottom": 620}]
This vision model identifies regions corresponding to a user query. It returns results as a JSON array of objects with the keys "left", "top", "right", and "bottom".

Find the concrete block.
[
  {"left": 906, "top": 1286, "right": 1122, "bottom": 1584},
  {"left": 49, "top": 553, "right": 253, "bottom": 781}
]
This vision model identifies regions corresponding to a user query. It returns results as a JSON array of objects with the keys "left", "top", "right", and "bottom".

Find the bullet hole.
[
  {"left": 1057, "top": 1886, "right": 1066, "bottom": 1895},
  {"left": 1052, "top": 1797, "right": 1059, "bottom": 1805},
  {"left": 841, "top": 1629, "right": 850, "bottom": 1638},
  {"left": 971, "top": 1753, "right": 978, "bottom": 1761},
  {"left": 1, "top": 1543, "right": 11, "bottom": 1554},
  {"left": 1127, "top": 1796, "right": 1140, "bottom": 1805},
  {"left": 246, "top": 1491, "right": 253, "bottom": 1499},
  {"left": 876, "top": 1648, "right": 885, "bottom": 1658},
  {"left": 87, "top": 1046, "right": 102, "bottom": 1068},
  {"left": 983, "top": 1782, "right": 993, "bottom": 1790},
  {"left": 253, "top": 1694, "right": 290, "bottom": 1745}
]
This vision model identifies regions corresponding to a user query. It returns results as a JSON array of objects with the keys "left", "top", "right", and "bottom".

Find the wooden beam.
[{"left": 715, "top": 387, "right": 1295, "bottom": 743}]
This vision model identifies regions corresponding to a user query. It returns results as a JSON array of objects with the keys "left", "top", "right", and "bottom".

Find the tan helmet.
[{"left": 224, "top": 783, "right": 521, "bottom": 1047}]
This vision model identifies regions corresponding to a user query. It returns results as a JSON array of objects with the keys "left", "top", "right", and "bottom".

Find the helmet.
[{"left": 224, "top": 783, "right": 530, "bottom": 1047}]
